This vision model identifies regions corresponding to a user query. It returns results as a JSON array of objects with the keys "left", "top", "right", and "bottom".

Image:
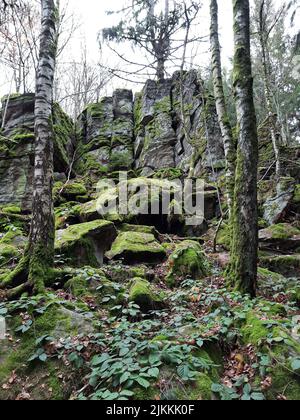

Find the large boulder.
[
  {"left": 166, "top": 240, "right": 209, "bottom": 287},
  {"left": 55, "top": 220, "right": 117, "bottom": 267},
  {"left": 106, "top": 231, "right": 166, "bottom": 264}
]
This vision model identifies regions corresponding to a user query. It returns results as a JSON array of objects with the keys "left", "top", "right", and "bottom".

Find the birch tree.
[
  {"left": 0, "top": 0, "right": 58, "bottom": 296},
  {"left": 210, "top": 0, "right": 236, "bottom": 218},
  {"left": 257, "top": 0, "right": 283, "bottom": 175},
  {"left": 228, "top": 0, "right": 259, "bottom": 297}
]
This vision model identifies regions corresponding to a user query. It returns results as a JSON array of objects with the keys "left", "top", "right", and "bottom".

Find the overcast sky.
[{"left": 0, "top": 0, "right": 297, "bottom": 97}]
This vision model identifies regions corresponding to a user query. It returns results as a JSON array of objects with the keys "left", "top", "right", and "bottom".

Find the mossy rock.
[
  {"left": 55, "top": 220, "right": 117, "bottom": 267},
  {"left": 259, "top": 254, "right": 300, "bottom": 277},
  {"left": 129, "top": 278, "right": 166, "bottom": 312},
  {"left": 166, "top": 240, "right": 209, "bottom": 287},
  {"left": 0, "top": 243, "right": 18, "bottom": 264},
  {"left": 259, "top": 223, "right": 300, "bottom": 251},
  {"left": 119, "top": 223, "right": 160, "bottom": 239},
  {"left": 54, "top": 180, "right": 87, "bottom": 202},
  {"left": 64, "top": 267, "right": 120, "bottom": 305},
  {"left": 0, "top": 302, "right": 94, "bottom": 399},
  {"left": 103, "top": 264, "right": 148, "bottom": 283},
  {"left": 106, "top": 231, "right": 166, "bottom": 264}
]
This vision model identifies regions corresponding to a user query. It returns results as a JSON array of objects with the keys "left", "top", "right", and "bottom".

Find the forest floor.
[{"left": 1, "top": 227, "right": 300, "bottom": 401}]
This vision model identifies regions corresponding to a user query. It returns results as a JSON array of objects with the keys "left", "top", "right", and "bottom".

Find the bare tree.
[
  {"left": 0, "top": 0, "right": 79, "bottom": 94},
  {"left": 54, "top": 45, "right": 112, "bottom": 119}
]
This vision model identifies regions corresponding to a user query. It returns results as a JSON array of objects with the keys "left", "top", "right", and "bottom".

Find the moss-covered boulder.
[
  {"left": 259, "top": 223, "right": 300, "bottom": 251},
  {"left": 166, "top": 240, "right": 209, "bottom": 287},
  {"left": 106, "top": 231, "right": 166, "bottom": 264},
  {"left": 259, "top": 254, "right": 300, "bottom": 277},
  {"left": 128, "top": 278, "right": 165, "bottom": 311},
  {"left": 0, "top": 228, "right": 27, "bottom": 265},
  {"left": 54, "top": 180, "right": 88, "bottom": 203},
  {"left": 55, "top": 220, "right": 117, "bottom": 267}
]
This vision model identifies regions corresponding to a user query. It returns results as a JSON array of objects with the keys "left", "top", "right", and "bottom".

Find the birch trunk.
[
  {"left": 0, "top": 0, "right": 58, "bottom": 295},
  {"left": 210, "top": 0, "right": 236, "bottom": 218},
  {"left": 259, "top": 0, "right": 282, "bottom": 176},
  {"left": 228, "top": 0, "right": 259, "bottom": 297},
  {"left": 28, "top": 0, "right": 58, "bottom": 292}
]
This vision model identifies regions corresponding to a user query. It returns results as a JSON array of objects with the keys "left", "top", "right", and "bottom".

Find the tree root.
[{"left": 0, "top": 255, "right": 29, "bottom": 290}]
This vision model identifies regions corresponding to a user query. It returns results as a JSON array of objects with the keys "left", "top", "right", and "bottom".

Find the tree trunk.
[
  {"left": 156, "top": 56, "right": 165, "bottom": 81},
  {"left": 27, "top": 0, "right": 58, "bottom": 293},
  {"left": 0, "top": 0, "right": 58, "bottom": 295},
  {"left": 228, "top": 0, "right": 259, "bottom": 297},
  {"left": 259, "top": 0, "right": 282, "bottom": 177},
  {"left": 210, "top": 0, "right": 236, "bottom": 219}
]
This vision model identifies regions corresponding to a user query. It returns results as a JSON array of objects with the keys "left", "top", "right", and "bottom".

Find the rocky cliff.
[{"left": 1, "top": 71, "right": 300, "bottom": 401}]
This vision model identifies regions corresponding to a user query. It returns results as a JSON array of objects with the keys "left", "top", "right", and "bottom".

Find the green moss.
[
  {"left": 55, "top": 181, "right": 87, "bottom": 200},
  {"left": 153, "top": 96, "right": 172, "bottom": 114},
  {"left": 293, "top": 185, "right": 300, "bottom": 204},
  {"left": 267, "top": 366, "right": 300, "bottom": 400},
  {"left": 106, "top": 231, "right": 166, "bottom": 264},
  {"left": 153, "top": 168, "right": 183, "bottom": 180},
  {"left": 166, "top": 241, "right": 209, "bottom": 287},
  {"left": 175, "top": 373, "right": 213, "bottom": 400},
  {"left": 119, "top": 224, "right": 159, "bottom": 238},
  {"left": 129, "top": 278, "right": 165, "bottom": 311},
  {"left": 109, "top": 148, "right": 133, "bottom": 171},
  {"left": 216, "top": 223, "right": 231, "bottom": 250},
  {"left": 0, "top": 243, "right": 18, "bottom": 262},
  {"left": 133, "top": 386, "right": 158, "bottom": 400},
  {"left": 240, "top": 311, "right": 270, "bottom": 346},
  {"left": 1, "top": 205, "right": 21, "bottom": 214},
  {"left": 266, "top": 223, "right": 300, "bottom": 240}
]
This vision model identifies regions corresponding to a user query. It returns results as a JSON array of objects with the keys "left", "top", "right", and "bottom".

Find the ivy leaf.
[
  {"left": 291, "top": 359, "right": 300, "bottom": 371},
  {"left": 148, "top": 368, "right": 159, "bottom": 378},
  {"left": 39, "top": 353, "right": 48, "bottom": 362},
  {"left": 119, "top": 347, "right": 130, "bottom": 357},
  {"left": 135, "top": 377, "right": 150, "bottom": 389},
  {"left": 251, "top": 392, "right": 265, "bottom": 401},
  {"left": 120, "top": 372, "right": 130, "bottom": 384}
]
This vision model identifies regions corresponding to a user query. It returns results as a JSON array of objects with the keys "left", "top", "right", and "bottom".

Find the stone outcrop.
[
  {"left": 0, "top": 94, "right": 75, "bottom": 211},
  {"left": 134, "top": 70, "right": 225, "bottom": 176},
  {"left": 77, "top": 89, "right": 134, "bottom": 177}
]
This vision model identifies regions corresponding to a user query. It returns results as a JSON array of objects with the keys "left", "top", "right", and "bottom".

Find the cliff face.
[
  {"left": 0, "top": 94, "right": 75, "bottom": 211},
  {"left": 0, "top": 70, "right": 299, "bottom": 231},
  {"left": 76, "top": 70, "right": 224, "bottom": 180}
]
